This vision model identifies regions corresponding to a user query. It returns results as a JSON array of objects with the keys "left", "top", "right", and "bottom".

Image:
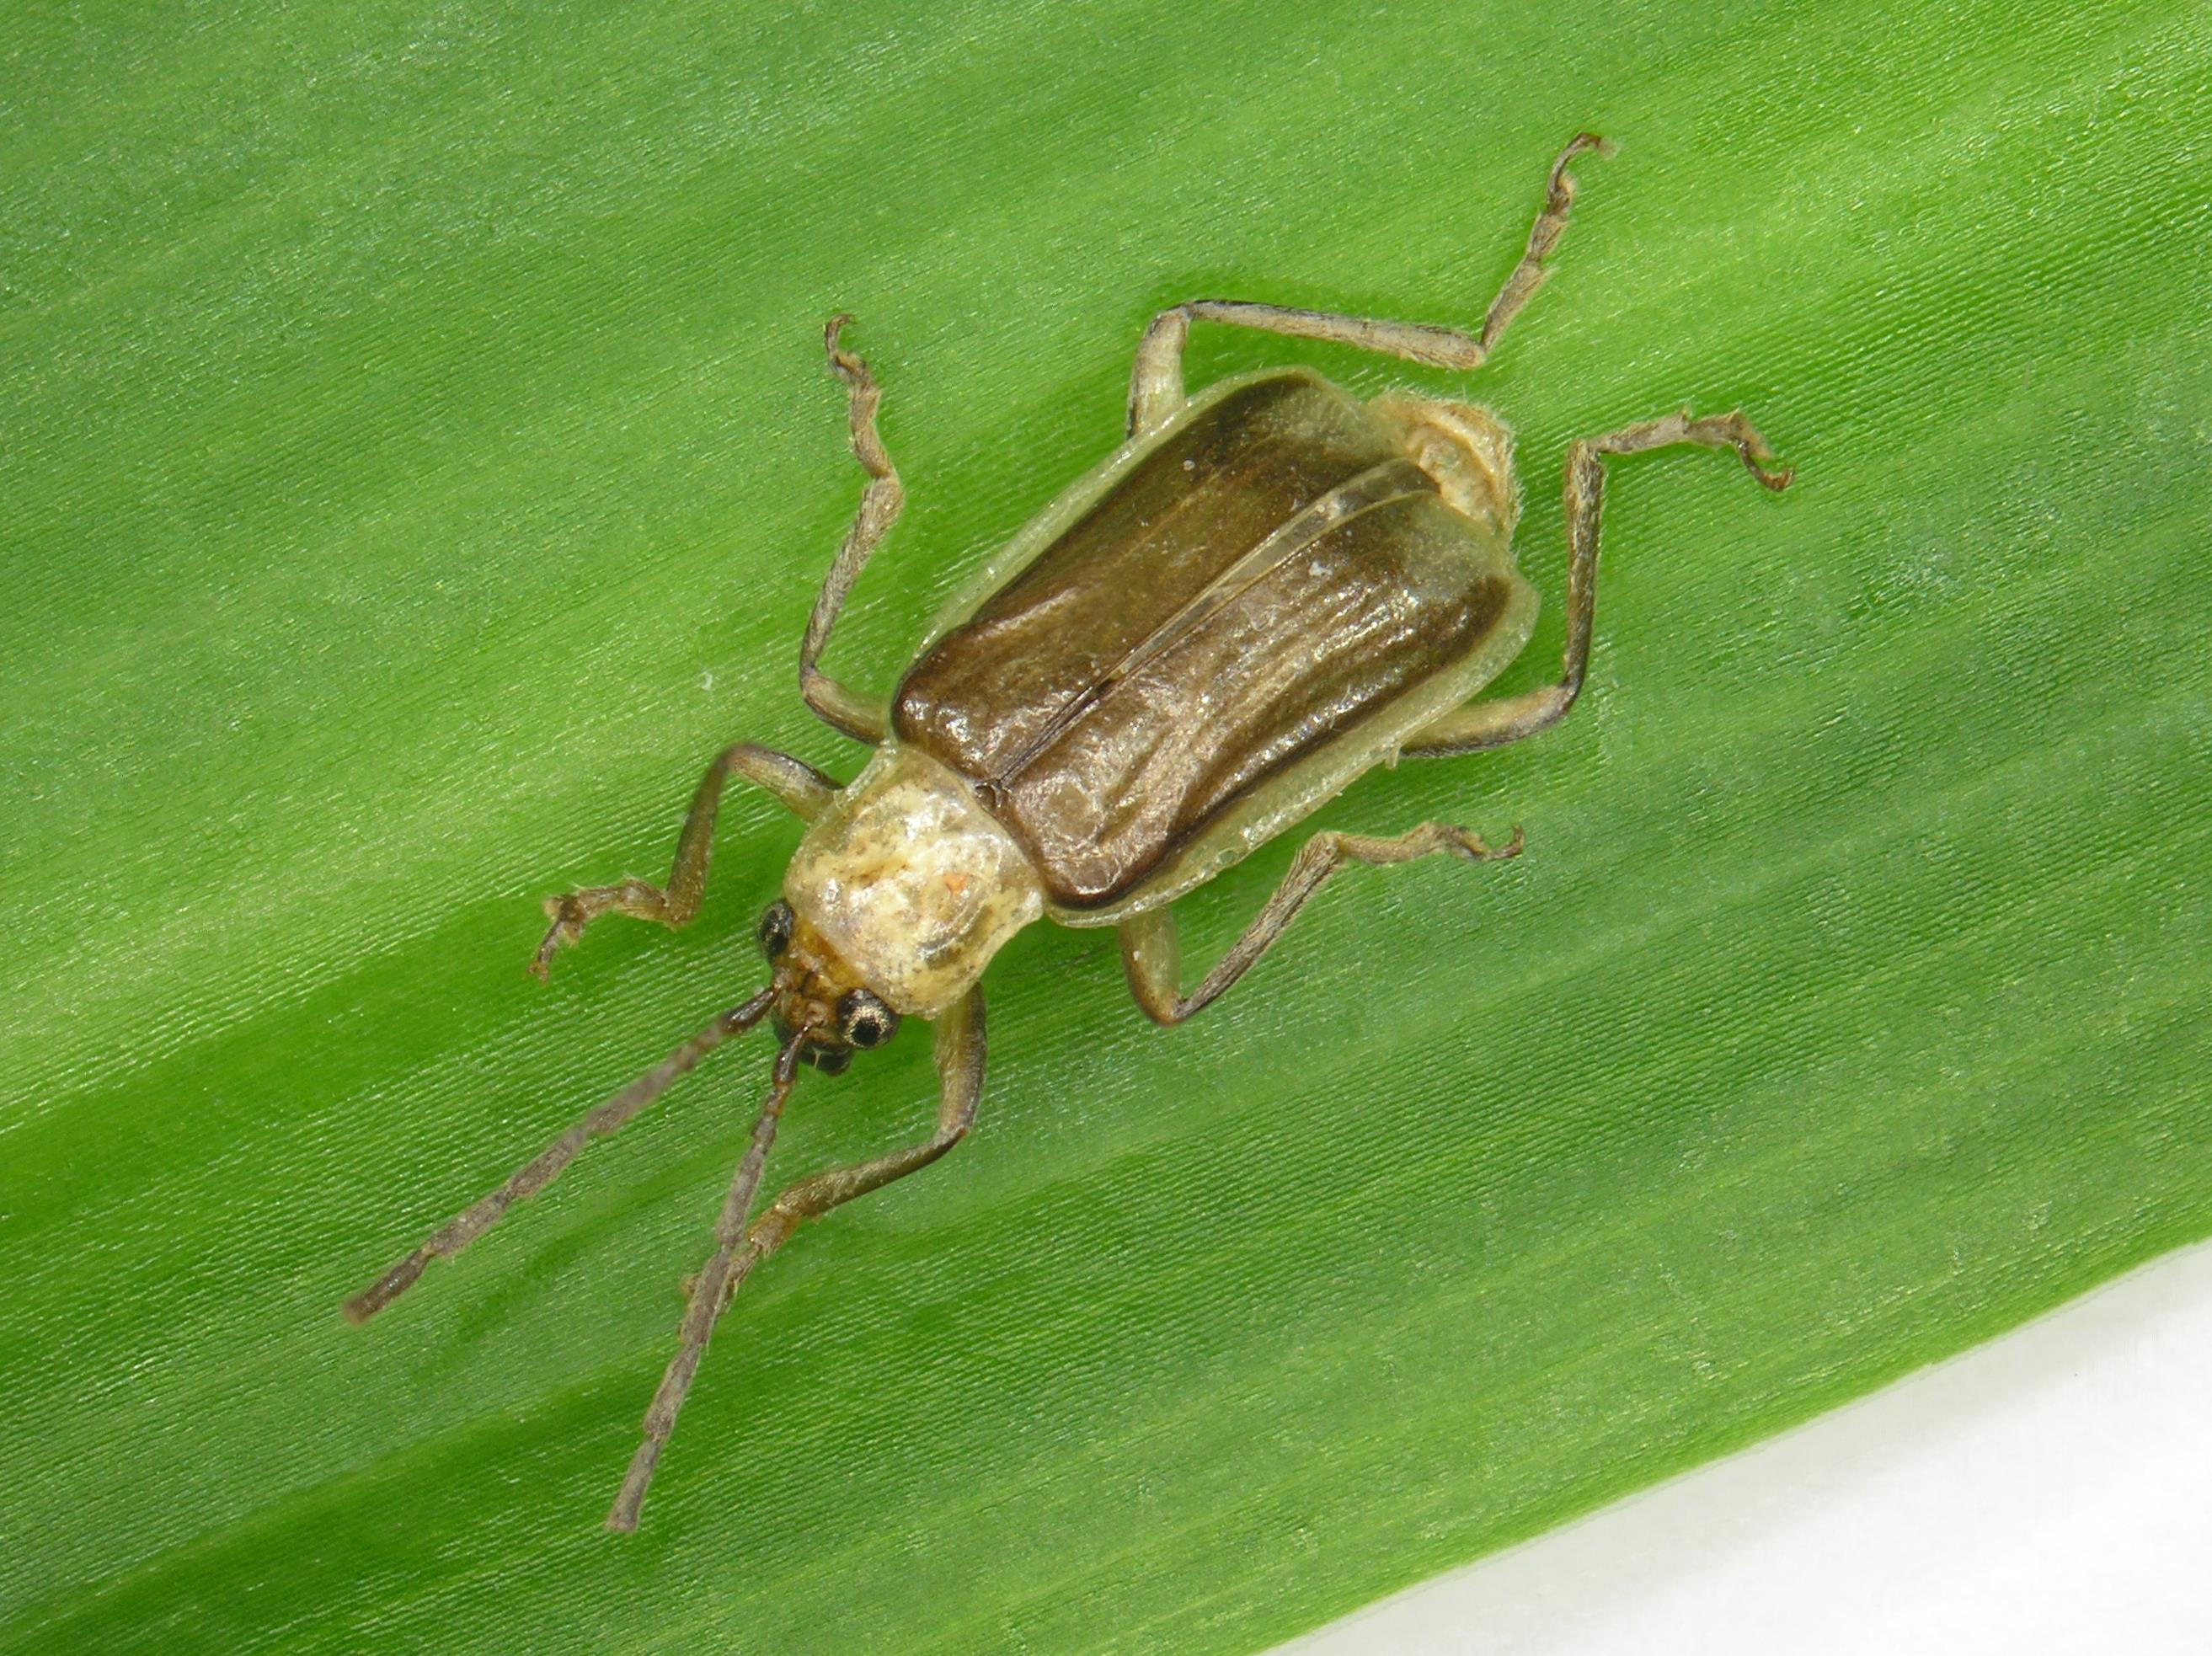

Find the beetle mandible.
[{"left": 345, "top": 133, "right": 1793, "bottom": 1530}]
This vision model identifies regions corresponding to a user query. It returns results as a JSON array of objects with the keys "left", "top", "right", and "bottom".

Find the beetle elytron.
[{"left": 345, "top": 133, "right": 1792, "bottom": 1530}]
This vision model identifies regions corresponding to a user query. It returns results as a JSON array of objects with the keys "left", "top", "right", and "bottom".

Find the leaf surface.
[{"left": 3, "top": 2, "right": 2207, "bottom": 1649}]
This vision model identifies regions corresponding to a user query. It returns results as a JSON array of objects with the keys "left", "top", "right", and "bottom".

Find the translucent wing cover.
[{"left": 894, "top": 370, "right": 1535, "bottom": 912}]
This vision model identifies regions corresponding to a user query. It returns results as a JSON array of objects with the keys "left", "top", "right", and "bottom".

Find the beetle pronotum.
[{"left": 345, "top": 133, "right": 1791, "bottom": 1530}]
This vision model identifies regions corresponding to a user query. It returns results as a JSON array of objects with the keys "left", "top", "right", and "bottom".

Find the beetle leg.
[
  {"left": 532, "top": 742, "right": 839, "bottom": 980},
  {"left": 606, "top": 989, "right": 986, "bottom": 1530},
  {"left": 801, "top": 315, "right": 903, "bottom": 744},
  {"left": 1127, "top": 133, "right": 1610, "bottom": 438},
  {"left": 1119, "top": 824, "right": 1523, "bottom": 1025},
  {"left": 1403, "top": 409, "right": 1793, "bottom": 759}
]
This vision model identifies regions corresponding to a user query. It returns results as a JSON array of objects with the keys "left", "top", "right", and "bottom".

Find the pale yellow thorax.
[{"left": 783, "top": 744, "right": 1045, "bottom": 1019}]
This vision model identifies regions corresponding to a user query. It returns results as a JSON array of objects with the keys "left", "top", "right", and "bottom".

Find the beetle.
[{"left": 344, "top": 133, "right": 1792, "bottom": 1530}]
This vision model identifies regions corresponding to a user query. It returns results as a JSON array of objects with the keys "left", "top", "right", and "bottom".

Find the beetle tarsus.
[
  {"left": 823, "top": 311, "right": 863, "bottom": 382},
  {"left": 1477, "top": 131, "right": 1612, "bottom": 356},
  {"left": 1456, "top": 824, "right": 1526, "bottom": 863},
  {"left": 530, "top": 893, "right": 585, "bottom": 980},
  {"left": 528, "top": 881, "right": 664, "bottom": 980}
]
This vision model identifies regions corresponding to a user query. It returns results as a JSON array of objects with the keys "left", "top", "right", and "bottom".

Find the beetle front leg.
[
  {"left": 1119, "top": 823, "right": 1522, "bottom": 1025},
  {"left": 800, "top": 315, "right": 903, "bottom": 744},
  {"left": 1403, "top": 409, "right": 1793, "bottom": 758},
  {"left": 532, "top": 742, "right": 839, "bottom": 980},
  {"left": 606, "top": 989, "right": 986, "bottom": 1530},
  {"left": 1127, "top": 133, "right": 1610, "bottom": 438}
]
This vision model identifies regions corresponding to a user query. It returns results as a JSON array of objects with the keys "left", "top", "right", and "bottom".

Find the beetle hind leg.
[
  {"left": 1126, "top": 133, "right": 1609, "bottom": 438},
  {"left": 1119, "top": 823, "right": 1523, "bottom": 1025},
  {"left": 1404, "top": 409, "right": 1793, "bottom": 759}
]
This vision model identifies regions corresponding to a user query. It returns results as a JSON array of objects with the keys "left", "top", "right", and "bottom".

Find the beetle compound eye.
[
  {"left": 837, "top": 989, "right": 900, "bottom": 1050},
  {"left": 757, "top": 899, "right": 795, "bottom": 959}
]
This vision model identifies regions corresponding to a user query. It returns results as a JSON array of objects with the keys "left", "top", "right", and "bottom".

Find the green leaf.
[{"left": 4, "top": 2, "right": 2205, "bottom": 1650}]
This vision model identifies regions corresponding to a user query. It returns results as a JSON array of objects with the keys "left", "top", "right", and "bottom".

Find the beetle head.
[{"left": 753, "top": 897, "right": 901, "bottom": 1074}]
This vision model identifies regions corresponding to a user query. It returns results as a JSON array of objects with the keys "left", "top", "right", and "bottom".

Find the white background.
[{"left": 1280, "top": 1239, "right": 2212, "bottom": 1653}]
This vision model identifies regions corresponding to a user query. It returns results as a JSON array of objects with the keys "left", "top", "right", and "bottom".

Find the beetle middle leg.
[
  {"left": 1403, "top": 409, "right": 1793, "bottom": 759},
  {"left": 1127, "top": 132, "right": 1610, "bottom": 438},
  {"left": 606, "top": 989, "right": 986, "bottom": 1530},
  {"left": 799, "top": 314, "right": 904, "bottom": 745},
  {"left": 1119, "top": 823, "right": 1523, "bottom": 1025},
  {"left": 532, "top": 742, "right": 838, "bottom": 980}
]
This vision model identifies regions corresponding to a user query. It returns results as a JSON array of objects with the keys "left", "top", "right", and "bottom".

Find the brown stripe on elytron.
[
  {"left": 1002, "top": 495, "right": 1519, "bottom": 908},
  {"left": 973, "top": 455, "right": 1439, "bottom": 796},
  {"left": 893, "top": 371, "right": 1405, "bottom": 783}
]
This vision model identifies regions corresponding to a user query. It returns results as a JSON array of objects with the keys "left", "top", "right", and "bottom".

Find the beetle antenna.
[
  {"left": 606, "top": 1027, "right": 808, "bottom": 1531},
  {"left": 342, "top": 983, "right": 779, "bottom": 1324}
]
